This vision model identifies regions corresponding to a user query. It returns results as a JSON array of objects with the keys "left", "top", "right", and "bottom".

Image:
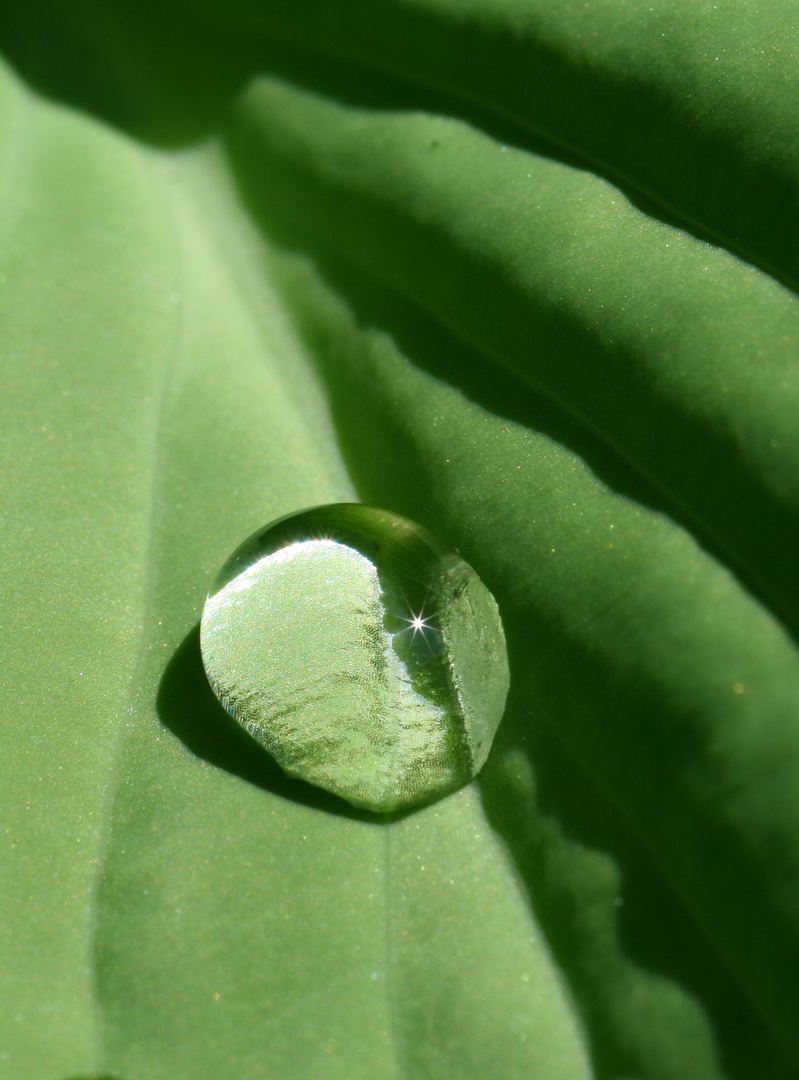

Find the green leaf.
[
  {"left": 1, "top": 3, "right": 798, "bottom": 1079},
  {"left": 229, "top": 72, "right": 799, "bottom": 634},
  {"left": 181, "top": 0, "right": 799, "bottom": 286}
]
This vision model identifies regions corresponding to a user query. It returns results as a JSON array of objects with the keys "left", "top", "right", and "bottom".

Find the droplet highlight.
[{"left": 200, "top": 504, "right": 509, "bottom": 813}]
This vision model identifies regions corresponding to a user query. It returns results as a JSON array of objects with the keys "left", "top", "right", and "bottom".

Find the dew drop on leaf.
[{"left": 200, "top": 504, "right": 510, "bottom": 813}]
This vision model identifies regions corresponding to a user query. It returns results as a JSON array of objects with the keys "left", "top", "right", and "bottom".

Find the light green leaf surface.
[{"left": 0, "top": 3, "right": 798, "bottom": 1078}]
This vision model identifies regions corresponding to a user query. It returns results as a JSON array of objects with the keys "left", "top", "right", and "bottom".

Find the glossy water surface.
[{"left": 200, "top": 504, "right": 509, "bottom": 812}]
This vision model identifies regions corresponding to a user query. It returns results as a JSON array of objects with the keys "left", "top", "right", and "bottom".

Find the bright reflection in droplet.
[{"left": 200, "top": 504, "right": 509, "bottom": 813}]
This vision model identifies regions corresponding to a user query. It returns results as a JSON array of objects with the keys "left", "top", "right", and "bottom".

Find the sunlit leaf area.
[{"left": 1, "top": 2, "right": 799, "bottom": 1077}]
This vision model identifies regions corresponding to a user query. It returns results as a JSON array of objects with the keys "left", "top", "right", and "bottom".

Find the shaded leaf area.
[
  {"left": 270, "top": 245, "right": 799, "bottom": 1074},
  {"left": 5, "top": 0, "right": 799, "bottom": 291},
  {"left": 0, "top": 4, "right": 798, "bottom": 1080},
  {"left": 227, "top": 73, "right": 799, "bottom": 642},
  {"left": 175, "top": 0, "right": 799, "bottom": 293},
  {"left": 0, "top": 0, "right": 260, "bottom": 145}
]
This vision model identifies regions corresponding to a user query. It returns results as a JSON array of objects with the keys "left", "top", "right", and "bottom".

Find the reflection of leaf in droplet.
[{"left": 200, "top": 504, "right": 508, "bottom": 812}]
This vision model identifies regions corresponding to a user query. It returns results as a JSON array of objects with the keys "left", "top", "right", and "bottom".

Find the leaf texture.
[{"left": 0, "top": 3, "right": 798, "bottom": 1078}]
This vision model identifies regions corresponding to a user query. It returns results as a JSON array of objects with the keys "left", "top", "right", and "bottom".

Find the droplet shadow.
[{"left": 156, "top": 622, "right": 391, "bottom": 824}]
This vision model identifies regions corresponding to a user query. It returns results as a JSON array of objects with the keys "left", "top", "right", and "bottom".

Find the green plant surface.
[
  {"left": 0, "top": 3, "right": 798, "bottom": 1079},
  {"left": 178, "top": 0, "right": 799, "bottom": 288}
]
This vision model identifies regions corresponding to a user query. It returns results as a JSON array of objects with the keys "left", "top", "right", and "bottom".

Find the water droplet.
[{"left": 200, "top": 504, "right": 509, "bottom": 813}]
